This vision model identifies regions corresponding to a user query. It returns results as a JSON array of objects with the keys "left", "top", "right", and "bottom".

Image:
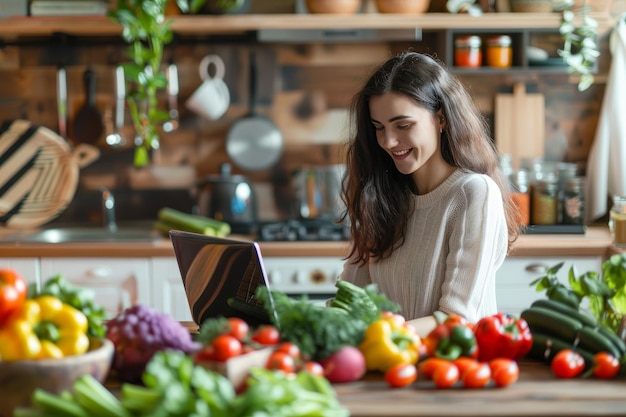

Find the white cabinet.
[
  {"left": 151, "top": 257, "right": 193, "bottom": 322},
  {"left": 0, "top": 258, "right": 39, "bottom": 288},
  {"left": 39, "top": 258, "right": 151, "bottom": 319},
  {"left": 495, "top": 256, "right": 603, "bottom": 317}
]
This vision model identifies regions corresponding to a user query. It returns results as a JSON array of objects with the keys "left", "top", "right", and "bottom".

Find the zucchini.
[
  {"left": 521, "top": 306, "right": 583, "bottom": 343},
  {"left": 157, "top": 207, "right": 231, "bottom": 236},
  {"left": 577, "top": 326, "right": 622, "bottom": 358},
  {"left": 596, "top": 325, "right": 626, "bottom": 357},
  {"left": 531, "top": 298, "right": 597, "bottom": 328}
]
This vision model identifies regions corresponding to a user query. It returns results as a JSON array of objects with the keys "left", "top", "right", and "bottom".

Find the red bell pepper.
[{"left": 474, "top": 313, "right": 533, "bottom": 362}]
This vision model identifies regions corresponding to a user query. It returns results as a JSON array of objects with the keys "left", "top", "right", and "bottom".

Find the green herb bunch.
[
  {"left": 555, "top": 0, "right": 600, "bottom": 91},
  {"left": 530, "top": 253, "right": 626, "bottom": 334}
]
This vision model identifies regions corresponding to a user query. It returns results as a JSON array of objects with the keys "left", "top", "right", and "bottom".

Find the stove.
[{"left": 256, "top": 218, "right": 350, "bottom": 242}]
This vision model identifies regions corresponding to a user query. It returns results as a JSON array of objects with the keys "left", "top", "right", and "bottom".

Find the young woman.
[{"left": 339, "top": 51, "right": 521, "bottom": 336}]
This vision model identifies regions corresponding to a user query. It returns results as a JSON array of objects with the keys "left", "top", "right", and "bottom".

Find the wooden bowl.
[
  {"left": 375, "top": 0, "right": 431, "bottom": 13},
  {"left": 305, "top": 0, "right": 362, "bottom": 14},
  {"left": 0, "top": 338, "right": 114, "bottom": 417}
]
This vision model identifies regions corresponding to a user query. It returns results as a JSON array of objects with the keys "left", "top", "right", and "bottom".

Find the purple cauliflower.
[{"left": 106, "top": 304, "right": 200, "bottom": 383}]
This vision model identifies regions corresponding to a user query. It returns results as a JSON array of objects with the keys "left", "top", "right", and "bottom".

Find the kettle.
[
  {"left": 293, "top": 164, "right": 346, "bottom": 221},
  {"left": 196, "top": 163, "right": 257, "bottom": 234}
]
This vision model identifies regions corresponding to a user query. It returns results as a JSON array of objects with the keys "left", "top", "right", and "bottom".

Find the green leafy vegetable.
[{"left": 530, "top": 253, "right": 626, "bottom": 334}]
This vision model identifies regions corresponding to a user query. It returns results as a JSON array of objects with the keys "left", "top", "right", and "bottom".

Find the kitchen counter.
[
  {"left": 102, "top": 360, "right": 626, "bottom": 417},
  {"left": 0, "top": 226, "right": 615, "bottom": 259}
]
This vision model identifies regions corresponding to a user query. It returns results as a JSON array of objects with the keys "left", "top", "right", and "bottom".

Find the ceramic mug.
[{"left": 185, "top": 54, "right": 230, "bottom": 121}]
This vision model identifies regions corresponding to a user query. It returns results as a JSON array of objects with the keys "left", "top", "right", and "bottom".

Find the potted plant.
[
  {"left": 108, "top": 0, "right": 241, "bottom": 167},
  {"left": 555, "top": 0, "right": 600, "bottom": 91}
]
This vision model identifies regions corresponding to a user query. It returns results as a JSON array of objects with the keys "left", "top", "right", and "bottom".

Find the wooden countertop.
[
  {"left": 0, "top": 226, "right": 615, "bottom": 259},
  {"left": 102, "top": 360, "right": 626, "bottom": 417},
  {"left": 333, "top": 360, "right": 626, "bottom": 416}
]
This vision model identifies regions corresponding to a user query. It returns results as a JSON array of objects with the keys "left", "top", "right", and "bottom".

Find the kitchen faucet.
[{"left": 100, "top": 186, "right": 118, "bottom": 232}]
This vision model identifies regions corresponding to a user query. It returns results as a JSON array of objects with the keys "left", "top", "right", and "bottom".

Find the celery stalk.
[{"left": 30, "top": 388, "right": 89, "bottom": 417}]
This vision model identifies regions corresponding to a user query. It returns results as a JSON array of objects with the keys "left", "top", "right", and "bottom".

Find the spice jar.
[
  {"left": 532, "top": 174, "right": 558, "bottom": 225},
  {"left": 609, "top": 195, "right": 626, "bottom": 247},
  {"left": 455, "top": 35, "right": 482, "bottom": 68},
  {"left": 561, "top": 177, "right": 584, "bottom": 225},
  {"left": 486, "top": 35, "right": 512, "bottom": 68},
  {"left": 509, "top": 170, "right": 530, "bottom": 226}
]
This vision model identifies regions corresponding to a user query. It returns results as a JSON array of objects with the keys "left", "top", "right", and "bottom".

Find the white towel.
[{"left": 585, "top": 13, "right": 626, "bottom": 223}]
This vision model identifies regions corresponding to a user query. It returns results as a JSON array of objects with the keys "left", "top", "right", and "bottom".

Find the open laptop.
[{"left": 169, "top": 230, "right": 277, "bottom": 326}]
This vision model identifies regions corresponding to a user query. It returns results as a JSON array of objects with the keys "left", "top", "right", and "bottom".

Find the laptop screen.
[{"left": 169, "top": 230, "right": 275, "bottom": 326}]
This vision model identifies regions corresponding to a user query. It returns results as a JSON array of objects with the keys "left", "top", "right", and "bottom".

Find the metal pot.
[
  {"left": 196, "top": 163, "right": 257, "bottom": 233},
  {"left": 293, "top": 164, "right": 346, "bottom": 221}
]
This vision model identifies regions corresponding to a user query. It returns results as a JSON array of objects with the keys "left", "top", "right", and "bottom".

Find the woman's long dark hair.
[{"left": 341, "top": 52, "right": 520, "bottom": 264}]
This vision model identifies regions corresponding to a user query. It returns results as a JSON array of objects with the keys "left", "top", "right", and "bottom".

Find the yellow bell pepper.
[
  {"left": 0, "top": 295, "right": 89, "bottom": 361},
  {"left": 358, "top": 313, "right": 421, "bottom": 373}
]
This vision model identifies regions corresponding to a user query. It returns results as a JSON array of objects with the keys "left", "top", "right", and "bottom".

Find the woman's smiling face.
[{"left": 370, "top": 92, "right": 443, "bottom": 177}]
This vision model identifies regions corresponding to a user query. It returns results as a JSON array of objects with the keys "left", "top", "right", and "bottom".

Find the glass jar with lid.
[
  {"left": 455, "top": 35, "right": 482, "bottom": 68},
  {"left": 486, "top": 35, "right": 512, "bottom": 68},
  {"left": 531, "top": 173, "right": 558, "bottom": 225},
  {"left": 562, "top": 177, "right": 584, "bottom": 225},
  {"left": 509, "top": 170, "right": 530, "bottom": 226},
  {"left": 609, "top": 195, "right": 626, "bottom": 247}
]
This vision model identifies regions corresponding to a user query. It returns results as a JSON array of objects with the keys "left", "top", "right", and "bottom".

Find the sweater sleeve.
[
  {"left": 340, "top": 252, "right": 372, "bottom": 288},
  {"left": 438, "top": 175, "right": 507, "bottom": 322}
]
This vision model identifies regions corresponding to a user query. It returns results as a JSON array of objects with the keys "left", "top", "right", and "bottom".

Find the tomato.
[
  {"left": 227, "top": 317, "right": 249, "bottom": 341},
  {"left": 276, "top": 342, "right": 300, "bottom": 360},
  {"left": 551, "top": 349, "right": 585, "bottom": 378},
  {"left": 452, "top": 357, "right": 479, "bottom": 377},
  {"left": 302, "top": 361, "right": 325, "bottom": 377},
  {"left": 195, "top": 345, "right": 215, "bottom": 362},
  {"left": 592, "top": 352, "right": 620, "bottom": 379},
  {"left": 489, "top": 358, "right": 520, "bottom": 387},
  {"left": 462, "top": 362, "right": 491, "bottom": 389},
  {"left": 266, "top": 350, "right": 296, "bottom": 374},
  {"left": 384, "top": 363, "right": 418, "bottom": 388},
  {"left": 251, "top": 325, "right": 281, "bottom": 345},
  {"left": 0, "top": 269, "right": 28, "bottom": 324},
  {"left": 419, "top": 357, "right": 452, "bottom": 380},
  {"left": 211, "top": 334, "right": 243, "bottom": 362},
  {"left": 432, "top": 361, "right": 460, "bottom": 389}
]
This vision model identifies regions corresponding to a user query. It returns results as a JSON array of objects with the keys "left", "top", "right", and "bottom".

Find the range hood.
[{"left": 258, "top": 28, "right": 422, "bottom": 43}]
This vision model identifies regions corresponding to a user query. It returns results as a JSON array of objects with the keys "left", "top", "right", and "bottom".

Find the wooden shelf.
[{"left": 0, "top": 12, "right": 616, "bottom": 38}]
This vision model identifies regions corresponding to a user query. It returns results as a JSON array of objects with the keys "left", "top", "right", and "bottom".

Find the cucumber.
[
  {"left": 521, "top": 306, "right": 583, "bottom": 343},
  {"left": 157, "top": 207, "right": 231, "bottom": 236},
  {"left": 531, "top": 298, "right": 597, "bottom": 328},
  {"left": 577, "top": 326, "right": 622, "bottom": 358},
  {"left": 527, "top": 331, "right": 595, "bottom": 367},
  {"left": 596, "top": 325, "right": 626, "bottom": 357}
]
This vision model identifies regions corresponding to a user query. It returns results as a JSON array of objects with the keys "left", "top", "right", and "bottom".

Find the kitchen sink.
[{"left": 0, "top": 223, "right": 161, "bottom": 243}]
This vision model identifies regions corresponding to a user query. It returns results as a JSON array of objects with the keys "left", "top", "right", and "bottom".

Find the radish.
[{"left": 320, "top": 345, "right": 366, "bottom": 383}]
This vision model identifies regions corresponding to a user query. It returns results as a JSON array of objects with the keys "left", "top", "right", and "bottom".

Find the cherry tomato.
[
  {"left": 452, "top": 357, "right": 480, "bottom": 378},
  {"left": 551, "top": 349, "right": 585, "bottom": 378},
  {"left": 227, "top": 317, "right": 249, "bottom": 341},
  {"left": 592, "top": 352, "right": 620, "bottom": 379},
  {"left": 419, "top": 357, "right": 452, "bottom": 380},
  {"left": 251, "top": 325, "right": 281, "bottom": 345},
  {"left": 276, "top": 342, "right": 301, "bottom": 360},
  {"left": 302, "top": 361, "right": 325, "bottom": 377},
  {"left": 0, "top": 269, "right": 28, "bottom": 324},
  {"left": 211, "top": 334, "right": 243, "bottom": 362},
  {"left": 432, "top": 361, "right": 460, "bottom": 389},
  {"left": 384, "top": 363, "right": 418, "bottom": 388},
  {"left": 489, "top": 358, "right": 520, "bottom": 387},
  {"left": 266, "top": 350, "right": 296, "bottom": 373},
  {"left": 462, "top": 362, "right": 491, "bottom": 389},
  {"left": 195, "top": 345, "right": 215, "bottom": 362}
]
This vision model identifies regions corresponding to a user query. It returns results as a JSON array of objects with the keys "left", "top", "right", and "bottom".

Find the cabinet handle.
[{"left": 525, "top": 263, "right": 548, "bottom": 274}]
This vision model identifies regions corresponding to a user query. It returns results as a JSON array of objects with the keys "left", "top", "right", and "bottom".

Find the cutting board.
[{"left": 495, "top": 82, "right": 545, "bottom": 170}]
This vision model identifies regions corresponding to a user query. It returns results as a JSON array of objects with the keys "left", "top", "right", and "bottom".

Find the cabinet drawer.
[
  {"left": 40, "top": 258, "right": 151, "bottom": 319},
  {"left": 495, "top": 256, "right": 602, "bottom": 316}
]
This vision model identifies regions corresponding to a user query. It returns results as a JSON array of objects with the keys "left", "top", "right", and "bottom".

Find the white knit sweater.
[{"left": 341, "top": 169, "right": 508, "bottom": 322}]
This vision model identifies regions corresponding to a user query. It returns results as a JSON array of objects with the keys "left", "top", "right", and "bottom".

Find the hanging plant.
[
  {"left": 108, "top": 0, "right": 242, "bottom": 167},
  {"left": 555, "top": 0, "right": 600, "bottom": 92}
]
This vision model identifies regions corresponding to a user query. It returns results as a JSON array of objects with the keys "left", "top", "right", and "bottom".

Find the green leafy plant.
[
  {"left": 555, "top": 0, "right": 600, "bottom": 91},
  {"left": 108, "top": 0, "right": 241, "bottom": 167},
  {"left": 530, "top": 253, "right": 626, "bottom": 334}
]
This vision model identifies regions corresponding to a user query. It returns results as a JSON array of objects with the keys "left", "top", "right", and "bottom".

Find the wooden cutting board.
[{"left": 495, "top": 82, "right": 545, "bottom": 171}]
